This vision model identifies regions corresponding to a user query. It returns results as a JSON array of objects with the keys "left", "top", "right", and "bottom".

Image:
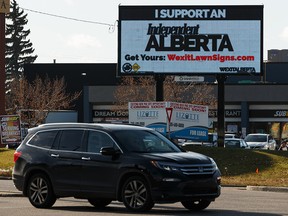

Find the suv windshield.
[
  {"left": 113, "top": 130, "right": 182, "bottom": 153},
  {"left": 245, "top": 135, "right": 267, "bottom": 142}
]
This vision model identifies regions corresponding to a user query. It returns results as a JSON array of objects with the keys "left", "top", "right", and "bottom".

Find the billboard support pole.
[
  {"left": 155, "top": 74, "right": 165, "bottom": 101},
  {"left": 216, "top": 74, "right": 227, "bottom": 147}
]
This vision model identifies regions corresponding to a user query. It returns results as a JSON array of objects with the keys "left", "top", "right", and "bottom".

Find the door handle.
[
  {"left": 81, "top": 157, "right": 91, "bottom": 161},
  {"left": 51, "top": 154, "right": 59, "bottom": 158}
]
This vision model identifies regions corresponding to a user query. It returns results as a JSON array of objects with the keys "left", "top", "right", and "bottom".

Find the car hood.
[{"left": 141, "top": 151, "right": 212, "bottom": 164}]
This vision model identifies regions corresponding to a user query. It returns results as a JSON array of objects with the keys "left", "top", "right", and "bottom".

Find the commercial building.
[{"left": 24, "top": 60, "right": 288, "bottom": 143}]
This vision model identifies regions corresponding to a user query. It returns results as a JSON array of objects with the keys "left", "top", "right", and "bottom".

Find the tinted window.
[
  {"left": 114, "top": 130, "right": 181, "bottom": 153},
  {"left": 87, "top": 131, "right": 114, "bottom": 153},
  {"left": 245, "top": 135, "right": 267, "bottom": 142},
  {"left": 29, "top": 130, "right": 58, "bottom": 149},
  {"left": 58, "top": 130, "right": 84, "bottom": 151},
  {"left": 225, "top": 140, "right": 240, "bottom": 148}
]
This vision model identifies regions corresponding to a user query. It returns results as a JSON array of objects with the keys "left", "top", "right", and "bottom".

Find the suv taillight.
[{"left": 14, "top": 151, "right": 22, "bottom": 162}]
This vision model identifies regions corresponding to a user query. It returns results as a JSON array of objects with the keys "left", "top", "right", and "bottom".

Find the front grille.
[{"left": 179, "top": 164, "right": 216, "bottom": 175}]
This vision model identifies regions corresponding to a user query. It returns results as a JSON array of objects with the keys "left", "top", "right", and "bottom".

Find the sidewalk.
[
  {"left": 246, "top": 185, "right": 288, "bottom": 193},
  {"left": 0, "top": 178, "right": 287, "bottom": 198},
  {"left": 0, "top": 177, "right": 22, "bottom": 197}
]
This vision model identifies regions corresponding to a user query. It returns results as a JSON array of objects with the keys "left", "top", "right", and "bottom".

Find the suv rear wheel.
[
  {"left": 27, "top": 173, "right": 56, "bottom": 208},
  {"left": 122, "top": 176, "right": 154, "bottom": 212},
  {"left": 181, "top": 199, "right": 211, "bottom": 211}
]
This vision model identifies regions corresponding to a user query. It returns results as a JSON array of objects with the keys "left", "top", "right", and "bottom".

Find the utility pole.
[
  {"left": 216, "top": 74, "right": 227, "bottom": 147},
  {"left": 0, "top": 0, "right": 10, "bottom": 147},
  {"left": 155, "top": 74, "right": 165, "bottom": 101}
]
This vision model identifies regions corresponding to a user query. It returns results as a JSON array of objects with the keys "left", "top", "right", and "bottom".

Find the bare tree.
[
  {"left": 164, "top": 76, "right": 217, "bottom": 107},
  {"left": 6, "top": 75, "right": 81, "bottom": 127},
  {"left": 114, "top": 76, "right": 217, "bottom": 108},
  {"left": 114, "top": 76, "right": 155, "bottom": 107}
]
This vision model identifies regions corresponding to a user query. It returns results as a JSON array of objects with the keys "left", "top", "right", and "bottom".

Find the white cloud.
[
  {"left": 66, "top": 34, "right": 102, "bottom": 49},
  {"left": 280, "top": 26, "right": 288, "bottom": 39},
  {"left": 64, "top": 0, "right": 76, "bottom": 6}
]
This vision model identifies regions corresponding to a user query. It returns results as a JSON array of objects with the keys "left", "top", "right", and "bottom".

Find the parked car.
[
  {"left": 224, "top": 138, "right": 250, "bottom": 149},
  {"left": 181, "top": 133, "right": 218, "bottom": 147},
  {"left": 244, "top": 133, "right": 276, "bottom": 150},
  {"left": 13, "top": 123, "right": 221, "bottom": 212},
  {"left": 5, "top": 142, "right": 21, "bottom": 149},
  {"left": 225, "top": 133, "right": 239, "bottom": 139}
]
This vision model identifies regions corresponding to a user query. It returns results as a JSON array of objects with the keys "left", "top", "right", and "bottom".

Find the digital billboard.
[{"left": 118, "top": 5, "right": 263, "bottom": 75}]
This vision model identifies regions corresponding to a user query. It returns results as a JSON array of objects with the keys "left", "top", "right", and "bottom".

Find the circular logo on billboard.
[{"left": 122, "top": 63, "right": 132, "bottom": 73}]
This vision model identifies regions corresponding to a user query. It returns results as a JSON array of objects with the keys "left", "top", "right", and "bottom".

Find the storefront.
[
  {"left": 209, "top": 104, "right": 288, "bottom": 143},
  {"left": 249, "top": 105, "right": 288, "bottom": 143}
]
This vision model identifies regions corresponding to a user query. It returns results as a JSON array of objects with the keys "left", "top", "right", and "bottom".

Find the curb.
[
  {"left": 0, "top": 192, "right": 23, "bottom": 197},
  {"left": 0, "top": 176, "right": 12, "bottom": 180},
  {"left": 246, "top": 185, "right": 288, "bottom": 193}
]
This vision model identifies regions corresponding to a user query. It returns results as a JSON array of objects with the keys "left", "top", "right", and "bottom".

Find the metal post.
[
  {"left": 216, "top": 74, "right": 227, "bottom": 147},
  {"left": 155, "top": 74, "right": 165, "bottom": 101}
]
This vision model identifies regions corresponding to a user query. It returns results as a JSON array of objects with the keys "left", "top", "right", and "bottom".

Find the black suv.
[{"left": 13, "top": 123, "right": 221, "bottom": 212}]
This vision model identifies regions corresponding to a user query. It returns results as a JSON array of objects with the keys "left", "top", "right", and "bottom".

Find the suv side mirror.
[{"left": 100, "top": 147, "right": 120, "bottom": 156}]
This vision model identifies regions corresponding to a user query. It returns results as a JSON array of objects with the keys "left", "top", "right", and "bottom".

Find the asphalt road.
[{"left": 0, "top": 183, "right": 287, "bottom": 216}]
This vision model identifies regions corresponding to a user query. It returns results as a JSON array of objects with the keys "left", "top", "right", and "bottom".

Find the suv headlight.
[
  {"left": 151, "top": 161, "right": 179, "bottom": 172},
  {"left": 209, "top": 157, "right": 219, "bottom": 171}
]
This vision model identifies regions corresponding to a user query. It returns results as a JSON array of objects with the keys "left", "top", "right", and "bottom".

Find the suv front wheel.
[
  {"left": 27, "top": 173, "right": 56, "bottom": 208},
  {"left": 122, "top": 176, "right": 154, "bottom": 212}
]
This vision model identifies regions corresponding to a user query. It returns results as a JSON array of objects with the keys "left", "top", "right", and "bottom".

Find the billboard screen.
[{"left": 118, "top": 5, "right": 263, "bottom": 75}]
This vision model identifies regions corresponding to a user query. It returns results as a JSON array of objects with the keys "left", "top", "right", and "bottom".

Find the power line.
[{"left": 20, "top": 7, "right": 117, "bottom": 31}]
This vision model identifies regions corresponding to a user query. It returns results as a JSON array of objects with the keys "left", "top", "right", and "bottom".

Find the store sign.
[
  {"left": 210, "top": 109, "right": 288, "bottom": 118},
  {"left": 129, "top": 102, "right": 209, "bottom": 140},
  {"left": 0, "top": 115, "right": 22, "bottom": 144},
  {"left": 250, "top": 110, "right": 288, "bottom": 118},
  {"left": 174, "top": 76, "right": 204, "bottom": 82},
  {"left": 93, "top": 110, "right": 128, "bottom": 118},
  {"left": 118, "top": 5, "right": 263, "bottom": 75},
  {"left": 209, "top": 109, "right": 241, "bottom": 118}
]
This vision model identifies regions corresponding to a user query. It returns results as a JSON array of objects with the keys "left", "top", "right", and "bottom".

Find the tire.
[
  {"left": 181, "top": 200, "right": 211, "bottom": 211},
  {"left": 27, "top": 173, "right": 56, "bottom": 208},
  {"left": 121, "top": 176, "right": 154, "bottom": 212},
  {"left": 88, "top": 198, "right": 112, "bottom": 208}
]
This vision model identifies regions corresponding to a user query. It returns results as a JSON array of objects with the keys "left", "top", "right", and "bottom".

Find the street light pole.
[
  {"left": 0, "top": 1, "right": 10, "bottom": 147},
  {"left": 0, "top": 13, "right": 5, "bottom": 116}
]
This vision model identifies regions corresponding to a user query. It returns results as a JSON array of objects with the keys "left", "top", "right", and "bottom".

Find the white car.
[
  {"left": 225, "top": 138, "right": 250, "bottom": 149},
  {"left": 225, "top": 133, "right": 239, "bottom": 139},
  {"left": 244, "top": 133, "right": 276, "bottom": 150}
]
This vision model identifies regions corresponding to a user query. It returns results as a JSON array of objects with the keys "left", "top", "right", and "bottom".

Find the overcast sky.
[{"left": 14, "top": 0, "right": 288, "bottom": 63}]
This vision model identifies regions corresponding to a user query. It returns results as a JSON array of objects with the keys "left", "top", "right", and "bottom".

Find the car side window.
[
  {"left": 28, "top": 130, "right": 58, "bottom": 149},
  {"left": 58, "top": 130, "right": 85, "bottom": 151},
  {"left": 87, "top": 131, "right": 114, "bottom": 153}
]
